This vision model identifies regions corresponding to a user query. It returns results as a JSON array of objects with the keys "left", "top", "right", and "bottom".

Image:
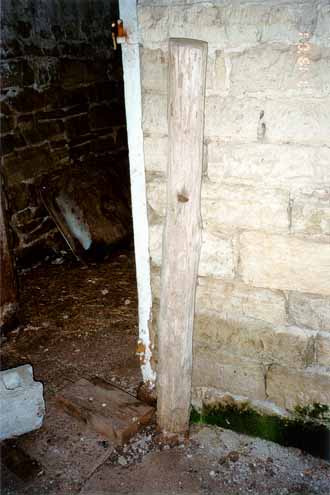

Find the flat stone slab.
[
  {"left": 56, "top": 377, "right": 155, "bottom": 445},
  {"left": 0, "top": 364, "right": 45, "bottom": 440}
]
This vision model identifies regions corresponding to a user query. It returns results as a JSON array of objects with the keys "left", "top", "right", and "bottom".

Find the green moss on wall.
[
  {"left": 191, "top": 403, "right": 330, "bottom": 461},
  {"left": 294, "top": 403, "right": 330, "bottom": 426}
]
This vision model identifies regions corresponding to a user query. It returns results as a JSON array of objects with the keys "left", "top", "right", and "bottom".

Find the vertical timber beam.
[
  {"left": 0, "top": 177, "right": 18, "bottom": 332},
  {"left": 157, "top": 38, "right": 207, "bottom": 435},
  {"left": 119, "top": 0, "right": 155, "bottom": 385}
]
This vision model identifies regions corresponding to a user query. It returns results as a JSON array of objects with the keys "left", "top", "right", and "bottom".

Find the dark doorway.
[{"left": 0, "top": 1, "right": 143, "bottom": 491}]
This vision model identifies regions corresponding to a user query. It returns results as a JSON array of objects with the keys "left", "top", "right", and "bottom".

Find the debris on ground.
[
  {"left": 1, "top": 249, "right": 329, "bottom": 494},
  {"left": 81, "top": 424, "right": 330, "bottom": 495}
]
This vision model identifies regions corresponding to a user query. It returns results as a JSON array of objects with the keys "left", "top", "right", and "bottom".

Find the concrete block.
[
  {"left": 0, "top": 365, "right": 45, "bottom": 440},
  {"left": 288, "top": 292, "right": 330, "bottom": 332},
  {"left": 201, "top": 181, "right": 289, "bottom": 233},
  {"left": 291, "top": 188, "right": 330, "bottom": 236},
  {"left": 206, "top": 142, "right": 330, "bottom": 188},
  {"left": 240, "top": 231, "right": 330, "bottom": 296},
  {"left": 196, "top": 277, "right": 287, "bottom": 326},
  {"left": 267, "top": 365, "right": 330, "bottom": 410}
]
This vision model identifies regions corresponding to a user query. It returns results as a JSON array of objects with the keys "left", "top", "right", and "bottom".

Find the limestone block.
[
  {"left": 240, "top": 231, "right": 330, "bottom": 296},
  {"left": 289, "top": 292, "right": 330, "bottom": 332},
  {"left": 192, "top": 345, "right": 266, "bottom": 401},
  {"left": 138, "top": 5, "right": 169, "bottom": 44},
  {"left": 142, "top": 92, "right": 167, "bottom": 134},
  {"left": 205, "top": 96, "right": 330, "bottom": 145},
  {"left": 146, "top": 176, "right": 166, "bottom": 217},
  {"left": 262, "top": 98, "right": 330, "bottom": 145},
  {"left": 150, "top": 265, "right": 161, "bottom": 301},
  {"left": 206, "top": 50, "right": 227, "bottom": 95},
  {"left": 229, "top": 44, "right": 330, "bottom": 98},
  {"left": 229, "top": 44, "right": 289, "bottom": 96},
  {"left": 148, "top": 179, "right": 290, "bottom": 237},
  {"left": 266, "top": 365, "right": 330, "bottom": 410},
  {"left": 141, "top": 47, "right": 168, "bottom": 93},
  {"left": 316, "top": 332, "right": 330, "bottom": 367},
  {"left": 141, "top": 46, "right": 227, "bottom": 97},
  {"left": 165, "top": 2, "right": 302, "bottom": 47},
  {"left": 168, "top": 5, "right": 227, "bottom": 47},
  {"left": 144, "top": 134, "right": 168, "bottom": 174},
  {"left": 291, "top": 188, "right": 330, "bottom": 236},
  {"left": 196, "top": 277, "right": 287, "bottom": 326},
  {"left": 283, "top": 43, "right": 330, "bottom": 98},
  {"left": 223, "top": 3, "right": 301, "bottom": 46},
  {"left": 199, "top": 231, "right": 236, "bottom": 279},
  {"left": 201, "top": 181, "right": 289, "bottom": 233},
  {"left": 194, "top": 313, "right": 315, "bottom": 369},
  {"left": 139, "top": 1, "right": 304, "bottom": 47},
  {"left": 138, "top": 0, "right": 177, "bottom": 4},
  {"left": 149, "top": 223, "right": 236, "bottom": 280},
  {"left": 149, "top": 223, "right": 163, "bottom": 266},
  {"left": 0, "top": 364, "right": 45, "bottom": 440},
  {"left": 312, "top": 3, "right": 330, "bottom": 47},
  {"left": 207, "top": 142, "right": 330, "bottom": 188},
  {"left": 205, "top": 96, "right": 261, "bottom": 142}
]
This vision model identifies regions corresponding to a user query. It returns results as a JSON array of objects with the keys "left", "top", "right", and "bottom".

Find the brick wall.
[
  {"left": 0, "top": 0, "right": 127, "bottom": 263},
  {"left": 138, "top": 0, "right": 330, "bottom": 414}
]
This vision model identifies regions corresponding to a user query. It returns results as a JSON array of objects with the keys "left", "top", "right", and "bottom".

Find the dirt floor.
[
  {"left": 1, "top": 248, "right": 141, "bottom": 398},
  {"left": 1, "top": 249, "right": 330, "bottom": 495}
]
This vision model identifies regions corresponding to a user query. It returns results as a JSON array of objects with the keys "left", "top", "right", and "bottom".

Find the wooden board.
[
  {"left": 157, "top": 38, "right": 207, "bottom": 435},
  {"left": 56, "top": 377, "right": 155, "bottom": 445}
]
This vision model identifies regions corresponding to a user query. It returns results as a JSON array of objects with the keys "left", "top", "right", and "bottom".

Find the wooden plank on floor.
[{"left": 56, "top": 377, "right": 155, "bottom": 445}]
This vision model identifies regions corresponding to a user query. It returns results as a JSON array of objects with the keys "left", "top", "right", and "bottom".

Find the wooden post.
[
  {"left": 157, "top": 38, "right": 207, "bottom": 435},
  {"left": 0, "top": 177, "right": 19, "bottom": 332}
]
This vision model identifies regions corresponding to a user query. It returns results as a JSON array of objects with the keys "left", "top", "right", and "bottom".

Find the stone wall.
[
  {"left": 0, "top": 0, "right": 127, "bottom": 263},
  {"left": 138, "top": 0, "right": 330, "bottom": 415}
]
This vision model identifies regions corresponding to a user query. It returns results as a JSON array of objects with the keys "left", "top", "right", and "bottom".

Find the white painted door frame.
[{"left": 119, "top": 0, "right": 155, "bottom": 385}]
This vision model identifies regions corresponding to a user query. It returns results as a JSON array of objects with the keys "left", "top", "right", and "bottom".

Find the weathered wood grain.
[
  {"left": 56, "top": 377, "right": 155, "bottom": 445},
  {"left": 157, "top": 38, "right": 207, "bottom": 435}
]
